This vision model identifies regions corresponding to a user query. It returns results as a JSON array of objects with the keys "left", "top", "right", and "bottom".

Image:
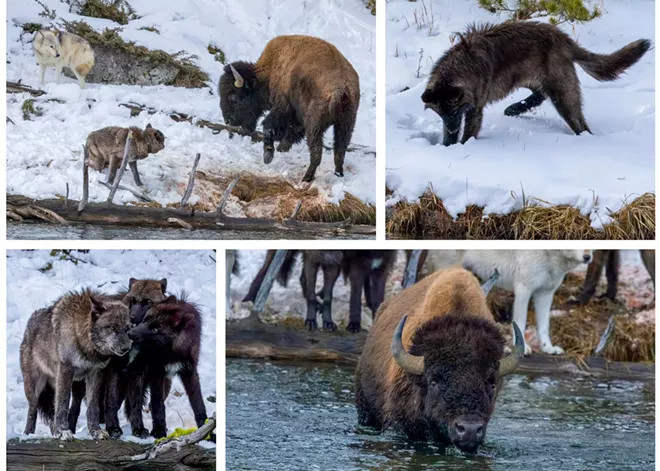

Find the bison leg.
[
  {"left": 301, "top": 257, "right": 321, "bottom": 330},
  {"left": 262, "top": 101, "right": 301, "bottom": 163},
  {"left": 332, "top": 109, "right": 356, "bottom": 178},
  {"left": 320, "top": 264, "right": 341, "bottom": 331},
  {"left": 302, "top": 126, "right": 325, "bottom": 182}
]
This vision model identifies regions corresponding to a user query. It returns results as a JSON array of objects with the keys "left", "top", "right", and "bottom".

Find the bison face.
[
  {"left": 421, "top": 83, "right": 474, "bottom": 146},
  {"left": 392, "top": 313, "right": 524, "bottom": 453},
  {"left": 219, "top": 61, "right": 268, "bottom": 132}
]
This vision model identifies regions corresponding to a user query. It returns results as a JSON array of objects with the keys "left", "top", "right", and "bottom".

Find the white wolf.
[
  {"left": 33, "top": 30, "right": 95, "bottom": 88},
  {"left": 424, "top": 250, "right": 593, "bottom": 356}
]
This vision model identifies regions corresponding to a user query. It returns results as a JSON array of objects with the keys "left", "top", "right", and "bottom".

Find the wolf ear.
[
  {"left": 90, "top": 296, "right": 106, "bottom": 318},
  {"left": 129, "top": 278, "right": 137, "bottom": 289},
  {"left": 160, "top": 278, "right": 168, "bottom": 294},
  {"left": 55, "top": 30, "right": 62, "bottom": 41},
  {"left": 146, "top": 123, "right": 153, "bottom": 129}
]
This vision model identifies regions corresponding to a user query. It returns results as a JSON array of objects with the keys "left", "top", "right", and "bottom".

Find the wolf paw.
[
  {"left": 323, "top": 321, "right": 337, "bottom": 332},
  {"left": 540, "top": 344, "right": 565, "bottom": 355},
  {"left": 305, "top": 319, "right": 318, "bottom": 331},
  {"left": 524, "top": 342, "right": 533, "bottom": 357},
  {"left": 132, "top": 427, "right": 150, "bottom": 439},
  {"left": 107, "top": 426, "right": 123, "bottom": 439},
  {"left": 151, "top": 426, "right": 167, "bottom": 439},
  {"left": 347, "top": 322, "right": 361, "bottom": 334},
  {"left": 55, "top": 430, "right": 75, "bottom": 442},
  {"left": 90, "top": 429, "right": 110, "bottom": 440}
]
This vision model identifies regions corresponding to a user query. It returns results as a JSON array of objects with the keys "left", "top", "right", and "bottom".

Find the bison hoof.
[
  {"left": 323, "top": 321, "right": 337, "bottom": 332},
  {"left": 151, "top": 426, "right": 167, "bottom": 439},
  {"left": 55, "top": 429, "right": 75, "bottom": 442},
  {"left": 107, "top": 426, "right": 123, "bottom": 439},
  {"left": 263, "top": 148, "right": 275, "bottom": 164},
  {"left": 305, "top": 319, "right": 318, "bottom": 331},
  {"left": 132, "top": 427, "right": 150, "bottom": 439},
  {"left": 277, "top": 141, "right": 292, "bottom": 152},
  {"left": 347, "top": 322, "right": 361, "bottom": 333},
  {"left": 90, "top": 429, "right": 110, "bottom": 440}
]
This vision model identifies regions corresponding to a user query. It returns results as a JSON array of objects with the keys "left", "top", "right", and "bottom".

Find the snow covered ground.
[
  {"left": 6, "top": 250, "right": 216, "bottom": 442},
  {"left": 6, "top": 0, "right": 376, "bottom": 211},
  {"left": 386, "top": 0, "right": 654, "bottom": 227}
]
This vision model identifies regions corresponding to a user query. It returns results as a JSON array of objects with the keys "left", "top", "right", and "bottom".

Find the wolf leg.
[
  {"left": 603, "top": 251, "right": 620, "bottom": 301},
  {"left": 533, "top": 288, "right": 564, "bottom": 355},
  {"left": 320, "top": 263, "right": 341, "bottom": 331},
  {"left": 126, "top": 370, "right": 149, "bottom": 438},
  {"left": 129, "top": 161, "right": 143, "bottom": 187},
  {"left": 107, "top": 156, "right": 118, "bottom": 184},
  {"left": 39, "top": 64, "right": 47, "bottom": 85},
  {"left": 512, "top": 287, "right": 533, "bottom": 356},
  {"left": 54, "top": 363, "right": 75, "bottom": 440},
  {"left": 575, "top": 251, "right": 605, "bottom": 305},
  {"left": 504, "top": 89, "right": 546, "bottom": 117},
  {"left": 67, "top": 380, "right": 85, "bottom": 433},
  {"left": 149, "top": 373, "right": 167, "bottom": 438},
  {"left": 104, "top": 367, "right": 124, "bottom": 438},
  {"left": 301, "top": 258, "right": 321, "bottom": 330},
  {"left": 54, "top": 64, "right": 62, "bottom": 84},
  {"left": 347, "top": 264, "right": 365, "bottom": 333},
  {"left": 544, "top": 69, "right": 591, "bottom": 135},
  {"left": 86, "top": 369, "right": 109, "bottom": 440},
  {"left": 461, "top": 107, "right": 484, "bottom": 144},
  {"left": 179, "top": 369, "right": 207, "bottom": 428},
  {"left": 23, "top": 377, "right": 39, "bottom": 435}
]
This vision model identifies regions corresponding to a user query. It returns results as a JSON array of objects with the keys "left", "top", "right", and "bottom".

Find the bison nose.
[{"left": 451, "top": 416, "right": 485, "bottom": 452}]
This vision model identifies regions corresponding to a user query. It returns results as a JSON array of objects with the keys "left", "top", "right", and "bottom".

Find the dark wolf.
[
  {"left": 219, "top": 35, "right": 360, "bottom": 182},
  {"left": 20, "top": 289, "right": 132, "bottom": 441},
  {"left": 422, "top": 21, "right": 651, "bottom": 146},
  {"left": 355, "top": 267, "right": 523, "bottom": 453},
  {"left": 104, "top": 294, "right": 207, "bottom": 439}
]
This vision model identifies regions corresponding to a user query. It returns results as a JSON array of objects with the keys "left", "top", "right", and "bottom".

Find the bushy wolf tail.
[
  {"left": 572, "top": 39, "right": 651, "bottom": 81},
  {"left": 37, "top": 383, "right": 55, "bottom": 425}
]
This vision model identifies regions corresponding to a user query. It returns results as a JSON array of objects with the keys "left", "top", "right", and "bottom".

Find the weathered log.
[
  {"left": 6, "top": 438, "right": 215, "bottom": 471},
  {"left": 226, "top": 318, "right": 655, "bottom": 381},
  {"left": 181, "top": 153, "right": 201, "bottom": 207},
  {"left": 7, "top": 81, "right": 46, "bottom": 97},
  {"left": 7, "top": 195, "right": 376, "bottom": 236}
]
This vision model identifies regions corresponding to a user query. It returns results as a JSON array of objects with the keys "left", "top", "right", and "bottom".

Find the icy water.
[
  {"left": 7, "top": 223, "right": 373, "bottom": 240},
  {"left": 226, "top": 360, "right": 654, "bottom": 471}
]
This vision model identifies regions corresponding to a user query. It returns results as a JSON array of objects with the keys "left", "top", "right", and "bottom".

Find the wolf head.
[
  {"left": 88, "top": 297, "right": 132, "bottom": 357},
  {"left": 34, "top": 30, "right": 62, "bottom": 59},
  {"left": 126, "top": 278, "right": 168, "bottom": 324},
  {"left": 144, "top": 124, "right": 166, "bottom": 154},
  {"left": 422, "top": 81, "right": 474, "bottom": 146},
  {"left": 559, "top": 250, "right": 593, "bottom": 267},
  {"left": 219, "top": 61, "right": 268, "bottom": 132},
  {"left": 127, "top": 295, "right": 193, "bottom": 346}
]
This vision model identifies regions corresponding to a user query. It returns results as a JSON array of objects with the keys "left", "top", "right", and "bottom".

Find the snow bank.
[
  {"left": 386, "top": 0, "right": 654, "bottom": 226},
  {"left": 6, "top": 250, "right": 216, "bottom": 442},
  {"left": 6, "top": 0, "right": 376, "bottom": 210}
]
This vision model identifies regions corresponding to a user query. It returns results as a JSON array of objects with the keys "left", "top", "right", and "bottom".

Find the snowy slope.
[
  {"left": 6, "top": 250, "right": 216, "bottom": 442},
  {"left": 6, "top": 0, "right": 376, "bottom": 209},
  {"left": 386, "top": 0, "right": 654, "bottom": 227}
]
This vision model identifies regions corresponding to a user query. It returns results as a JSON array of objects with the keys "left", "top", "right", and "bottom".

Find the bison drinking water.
[
  {"left": 219, "top": 35, "right": 360, "bottom": 182},
  {"left": 355, "top": 267, "right": 524, "bottom": 453}
]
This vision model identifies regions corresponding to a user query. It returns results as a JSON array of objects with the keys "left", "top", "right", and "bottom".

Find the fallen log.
[
  {"left": 7, "top": 195, "right": 375, "bottom": 236},
  {"left": 7, "top": 81, "right": 46, "bottom": 97},
  {"left": 226, "top": 318, "right": 655, "bottom": 381}
]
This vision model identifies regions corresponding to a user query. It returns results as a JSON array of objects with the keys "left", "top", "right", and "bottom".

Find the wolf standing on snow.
[
  {"left": 33, "top": 30, "right": 95, "bottom": 89},
  {"left": 422, "top": 22, "right": 651, "bottom": 146},
  {"left": 20, "top": 290, "right": 132, "bottom": 440},
  {"left": 86, "top": 124, "right": 166, "bottom": 187}
]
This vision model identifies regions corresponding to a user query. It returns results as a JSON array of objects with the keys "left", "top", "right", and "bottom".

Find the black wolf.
[{"left": 422, "top": 21, "right": 651, "bottom": 146}]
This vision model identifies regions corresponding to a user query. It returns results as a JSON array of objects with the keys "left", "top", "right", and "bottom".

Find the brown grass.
[{"left": 387, "top": 189, "right": 655, "bottom": 240}]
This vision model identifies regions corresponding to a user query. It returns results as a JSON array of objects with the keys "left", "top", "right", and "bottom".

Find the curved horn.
[
  {"left": 391, "top": 315, "right": 424, "bottom": 375},
  {"left": 229, "top": 64, "right": 245, "bottom": 88},
  {"left": 481, "top": 269, "right": 499, "bottom": 297},
  {"left": 499, "top": 321, "right": 524, "bottom": 376}
]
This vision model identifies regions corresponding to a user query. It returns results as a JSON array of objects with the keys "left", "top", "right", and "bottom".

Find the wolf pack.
[{"left": 20, "top": 278, "right": 209, "bottom": 442}]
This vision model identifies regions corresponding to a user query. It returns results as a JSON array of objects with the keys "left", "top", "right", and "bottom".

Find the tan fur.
[
  {"left": 33, "top": 30, "right": 95, "bottom": 88},
  {"left": 125, "top": 278, "right": 167, "bottom": 304}
]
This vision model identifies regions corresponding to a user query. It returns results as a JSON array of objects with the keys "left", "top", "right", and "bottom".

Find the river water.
[{"left": 226, "top": 360, "right": 654, "bottom": 471}]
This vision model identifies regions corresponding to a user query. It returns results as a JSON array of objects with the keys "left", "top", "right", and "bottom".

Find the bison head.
[
  {"left": 219, "top": 62, "right": 269, "bottom": 132},
  {"left": 390, "top": 272, "right": 524, "bottom": 453}
]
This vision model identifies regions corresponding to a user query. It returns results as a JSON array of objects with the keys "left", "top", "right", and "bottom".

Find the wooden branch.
[
  {"left": 217, "top": 175, "right": 239, "bottom": 213},
  {"left": 290, "top": 200, "right": 302, "bottom": 220},
  {"left": 7, "top": 195, "right": 376, "bottom": 236},
  {"left": 226, "top": 319, "right": 655, "bottom": 381},
  {"left": 106, "top": 131, "right": 133, "bottom": 204},
  {"left": 7, "top": 210, "right": 23, "bottom": 221},
  {"left": 181, "top": 153, "right": 201, "bottom": 207},
  {"left": 7, "top": 80, "right": 46, "bottom": 97},
  {"left": 78, "top": 146, "right": 89, "bottom": 213},
  {"left": 99, "top": 181, "right": 154, "bottom": 203},
  {"left": 251, "top": 250, "right": 289, "bottom": 319},
  {"left": 404, "top": 250, "right": 422, "bottom": 288},
  {"left": 7, "top": 436, "right": 215, "bottom": 471},
  {"left": 167, "top": 217, "right": 192, "bottom": 230},
  {"left": 64, "top": 183, "right": 69, "bottom": 210}
]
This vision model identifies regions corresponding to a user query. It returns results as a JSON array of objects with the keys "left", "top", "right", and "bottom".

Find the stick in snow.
[
  {"left": 217, "top": 175, "right": 239, "bottom": 214},
  {"left": 106, "top": 130, "right": 133, "bottom": 204},
  {"left": 290, "top": 200, "right": 302, "bottom": 220},
  {"left": 181, "top": 153, "right": 201, "bottom": 207},
  {"left": 77, "top": 145, "right": 89, "bottom": 213},
  {"left": 250, "top": 250, "right": 289, "bottom": 320},
  {"left": 403, "top": 250, "right": 423, "bottom": 288}
]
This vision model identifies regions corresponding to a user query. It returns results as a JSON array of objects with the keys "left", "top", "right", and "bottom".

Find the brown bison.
[
  {"left": 355, "top": 267, "right": 523, "bottom": 453},
  {"left": 219, "top": 35, "right": 360, "bottom": 182}
]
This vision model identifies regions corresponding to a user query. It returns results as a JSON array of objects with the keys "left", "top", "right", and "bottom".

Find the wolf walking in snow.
[
  {"left": 421, "top": 21, "right": 651, "bottom": 146},
  {"left": 20, "top": 290, "right": 132, "bottom": 441},
  {"left": 33, "top": 30, "right": 95, "bottom": 88},
  {"left": 86, "top": 124, "right": 166, "bottom": 187}
]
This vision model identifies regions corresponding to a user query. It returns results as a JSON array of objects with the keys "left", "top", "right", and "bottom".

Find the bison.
[
  {"left": 355, "top": 267, "right": 523, "bottom": 453},
  {"left": 219, "top": 35, "right": 360, "bottom": 182}
]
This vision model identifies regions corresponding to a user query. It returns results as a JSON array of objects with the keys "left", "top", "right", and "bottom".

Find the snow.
[
  {"left": 6, "top": 0, "right": 376, "bottom": 210},
  {"left": 386, "top": 0, "right": 654, "bottom": 227},
  {"left": 6, "top": 250, "right": 216, "bottom": 442}
]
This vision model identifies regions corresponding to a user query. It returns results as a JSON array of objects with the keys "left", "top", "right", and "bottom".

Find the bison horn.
[
  {"left": 229, "top": 64, "right": 245, "bottom": 88},
  {"left": 499, "top": 321, "right": 524, "bottom": 376},
  {"left": 481, "top": 269, "right": 499, "bottom": 296},
  {"left": 391, "top": 315, "right": 424, "bottom": 375}
]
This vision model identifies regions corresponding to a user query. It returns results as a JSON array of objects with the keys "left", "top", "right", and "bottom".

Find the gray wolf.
[
  {"left": 33, "top": 29, "right": 95, "bottom": 88},
  {"left": 219, "top": 35, "right": 360, "bottom": 182}
]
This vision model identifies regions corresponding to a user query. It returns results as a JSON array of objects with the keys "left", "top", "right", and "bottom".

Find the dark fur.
[
  {"left": 104, "top": 294, "right": 207, "bottom": 439},
  {"left": 422, "top": 22, "right": 651, "bottom": 145},
  {"left": 219, "top": 35, "right": 360, "bottom": 182}
]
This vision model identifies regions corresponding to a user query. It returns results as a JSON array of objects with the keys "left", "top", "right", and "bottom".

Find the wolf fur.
[
  {"left": 422, "top": 22, "right": 651, "bottom": 145},
  {"left": 421, "top": 250, "right": 592, "bottom": 355},
  {"left": 33, "top": 30, "right": 95, "bottom": 88},
  {"left": 20, "top": 289, "right": 132, "bottom": 441},
  {"left": 86, "top": 125, "right": 166, "bottom": 187}
]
